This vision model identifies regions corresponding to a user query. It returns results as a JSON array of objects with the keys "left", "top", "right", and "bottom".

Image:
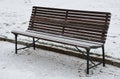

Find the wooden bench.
[{"left": 11, "top": 6, "right": 111, "bottom": 74}]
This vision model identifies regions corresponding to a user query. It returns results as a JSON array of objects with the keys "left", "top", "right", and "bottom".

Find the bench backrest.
[{"left": 28, "top": 6, "right": 111, "bottom": 43}]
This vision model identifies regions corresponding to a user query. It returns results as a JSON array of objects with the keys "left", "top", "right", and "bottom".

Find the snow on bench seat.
[{"left": 12, "top": 30, "right": 103, "bottom": 49}]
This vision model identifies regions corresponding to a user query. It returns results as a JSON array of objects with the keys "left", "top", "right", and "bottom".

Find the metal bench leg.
[
  {"left": 15, "top": 34, "right": 18, "bottom": 54},
  {"left": 102, "top": 45, "right": 105, "bottom": 67},
  {"left": 86, "top": 48, "right": 90, "bottom": 74},
  {"left": 33, "top": 37, "right": 35, "bottom": 50}
]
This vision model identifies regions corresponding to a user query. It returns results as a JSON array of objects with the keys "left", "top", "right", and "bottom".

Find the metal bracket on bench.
[
  {"left": 75, "top": 46, "right": 102, "bottom": 74},
  {"left": 18, "top": 38, "right": 40, "bottom": 50},
  {"left": 17, "top": 43, "right": 34, "bottom": 50},
  {"left": 17, "top": 38, "right": 40, "bottom": 50},
  {"left": 15, "top": 34, "right": 40, "bottom": 54}
]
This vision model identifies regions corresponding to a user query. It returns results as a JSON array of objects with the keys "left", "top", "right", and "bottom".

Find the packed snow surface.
[
  {"left": 0, "top": 1, "right": 120, "bottom": 78},
  {"left": 0, "top": 41, "right": 120, "bottom": 79}
]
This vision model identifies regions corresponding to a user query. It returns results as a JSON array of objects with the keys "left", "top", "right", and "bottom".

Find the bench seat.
[{"left": 12, "top": 30, "right": 103, "bottom": 49}]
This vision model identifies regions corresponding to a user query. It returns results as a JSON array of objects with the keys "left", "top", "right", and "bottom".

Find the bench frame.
[{"left": 12, "top": 6, "right": 111, "bottom": 74}]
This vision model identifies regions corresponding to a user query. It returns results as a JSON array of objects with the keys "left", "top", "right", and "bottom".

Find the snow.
[
  {"left": 0, "top": 0, "right": 120, "bottom": 78},
  {"left": 12, "top": 30, "right": 103, "bottom": 48},
  {"left": 0, "top": 41, "right": 120, "bottom": 79}
]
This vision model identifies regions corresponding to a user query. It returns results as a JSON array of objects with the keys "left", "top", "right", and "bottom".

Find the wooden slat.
[
  {"left": 32, "top": 13, "right": 65, "bottom": 19},
  {"left": 33, "top": 9, "right": 66, "bottom": 15},
  {"left": 67, "top": 20, "right": 109, "bottom": 27},
  {"left": 63, "top": 33, "right": 105, "bottom": 43},
  {"left": 33, "top": 8, "right": 66, "bottom": 13},
  {"left": 29, "top": 22, "right": 63, "bottom": 32},
  {"left": 64, "top": 31, "right": 104, "bottom": 39},
  {"left": 32, "top": 26, "right": 62, "bottom": 32},
  {"left": 67, "top": 18, "right": 109, "bottom": 24},
  {"left": 68, "top": 11, "right": 111, "bottom": 17},
  {"left": 33, "top": 12, "right": 65, "bottom": 17},
  {"left": 29, "top": 24, "right": 63, "bottom": 32},
  {"left": 29, "top": 28, "right": 62, "bottom": 35},
  {"left": 31, "top": 15, "right": 66, "bottom": 22},
  {"left": 65, "top": 25, "right": 107, "bottom": 33},
  {"left": 33, "top": 6, "right": 67, "bottom": 12},
  {"left": 68, "top": 9, "right": 111, "bottom": 15},
  {"left": 63, "top": 29, "right": 105, "bottom": 39},
  {"left": 65, "top": 23, "right": 108, "bottom": 32},
  {"left": 66, "top": 20, "right": 109, "bottom": 28},
  {"left": 67, "top": 15, "right": 108, "bottom": 21},
  {"left": 64, "top": 28, "right": 106, "bottom": 36},
  {"left": 67, "top": 17, "right": 110, "bottom": 24},
  {"left": 30, "top": 22, "right": 63, "bottom": 29},
  {"left": 33, "top": 10, "right": 66, "bottom": 17},
  {"left": 29, "top": 20, "right": 64, "bottom": 26}
]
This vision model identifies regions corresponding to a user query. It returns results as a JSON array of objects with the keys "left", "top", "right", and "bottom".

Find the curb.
[{"left": 0, "top": 37, "right": 120, "bottom": 68}]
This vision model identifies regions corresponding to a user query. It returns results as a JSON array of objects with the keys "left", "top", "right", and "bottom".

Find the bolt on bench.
[{"left": 11, "top": 6, "right": 111, "bottom": 74}]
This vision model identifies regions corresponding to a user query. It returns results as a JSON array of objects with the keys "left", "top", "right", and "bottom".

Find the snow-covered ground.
[
  {"left": 0, "top": 41, "right": 120, "bottom": 79},
  {"left": 0, "top": 0, "right": 120, "bottom": 78},
  {"left": 0, "top": 0, "right": 120, "bottom": 60}
]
